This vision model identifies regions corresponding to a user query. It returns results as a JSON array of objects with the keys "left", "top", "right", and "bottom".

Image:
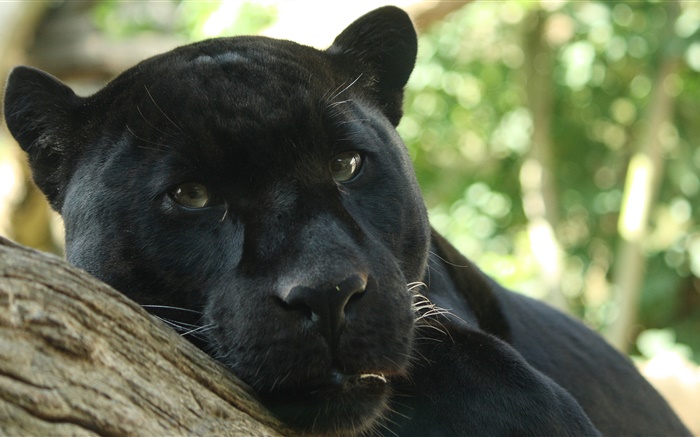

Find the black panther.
[{"left": 3, "top": 6, "right": 689, "bottom": 436}]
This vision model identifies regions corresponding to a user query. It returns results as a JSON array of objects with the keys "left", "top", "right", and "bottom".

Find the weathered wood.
[{"left": 0, "top": 236, "right": 294, "bottom": 436}]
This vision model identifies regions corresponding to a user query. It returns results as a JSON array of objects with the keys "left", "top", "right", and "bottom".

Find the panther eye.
[
  {"left": 330, "top": 152, "right": 362, "bottom": 183},
  {"left": 170, "top": 183, "right": 211, "bottom": 208}
]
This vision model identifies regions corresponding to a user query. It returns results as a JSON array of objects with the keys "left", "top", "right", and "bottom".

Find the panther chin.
[{"left": 260, "top": 370, "right": 391, "bottom": 435}]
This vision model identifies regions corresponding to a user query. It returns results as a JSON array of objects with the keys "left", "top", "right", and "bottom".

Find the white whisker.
[
  {"left": 142, "top": 304, "right": 203, "bottom": 314},
  {"left": 327, "top": 73, "right": 364, "bottom": 103},
  {"left": 144, "top": 84, "right": 184, "bottom": 132},
  {"left": 181, "top": 323, "right": 215, "bottom": 337}
]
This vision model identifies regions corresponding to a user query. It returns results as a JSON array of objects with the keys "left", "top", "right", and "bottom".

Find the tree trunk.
[
  {"left": 607, "top": 0, "right": 682, "bottom": 351},
  {"left": 520, "top": 9, "right": 568, "bottom": 312},
  {"left": 0, "top": 236, "right": 294, "bottom": 436}
]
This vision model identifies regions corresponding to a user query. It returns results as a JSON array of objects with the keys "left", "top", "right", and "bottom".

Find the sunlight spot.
[
  {"left": 491, "top": 108, "right": 532, "bottom": 156},
  {"left": 562, "top": 41, "right": 595, "bottom": 90},
  {"left": 458, "top": 130, "right": 486, "bottom": 162},
  {"left": 602, "top": 123, "right": 626, "bottom": 150},
  {"left": 201, "top": 2, "right": 242, "bottom": 37},
  {"left": 618, "top": 153, "right": 653, "bottom": 240},
  {"left": 628, "top": 36, "right": 648, "bottom": 58},
  {"left": 688, "top": 235, "right": 700, "bottom": 278},
  {"left": 680, "top": 173, "right": 699, "bottom": 197},
  {"left": 501, "top": 44, "right": 524, "bottom": 69},
  {"left": 589, "top": 24, "right": 612, "bottom": 47},
  {"left": 675, "top": 7, "right": 700, "bottom": 38},
  {"left": 528, "top": 218, "right": 560, "bottom": 282},
  {"left": 612, "top": 3, "right": 633, "bottom": 27},
  {"left": 669, "top": 198, "right": 691, "bottom": 223},
  {"left": 606, "top": 36, "right": 627, "bottom": 62},
  {"left": 499, "top": 2, "right": 524, "bottom": 24},
  {"left": 686, "top": 42, "right": 700, "bottom": 72},
  {"left": 644, "top": 351, "right": 697, "bottom": 385},
  {"left": 456, "top": 75, "right": 483, "bottom": 109},
  {"left": 545, "top": 13, "right": 574, "bottom": 46},
  {"left": 610, "top": 98, "right": 637, "bottom": 126},
  {"left": 630, "top": 75, "right": 652, "bottom": 99}
]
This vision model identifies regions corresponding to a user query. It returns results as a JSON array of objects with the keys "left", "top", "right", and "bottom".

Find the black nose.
[{"left": 281, "top": 274, "right": 367, "bottom": 347}]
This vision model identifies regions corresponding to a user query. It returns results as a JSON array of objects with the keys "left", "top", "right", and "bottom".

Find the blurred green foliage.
[
  {"left": 76, "top": 0, "right": 700, "bottom": 362},
  {"left": 93, "top": 1, "right": 277, "bottom": 39},
  {"left": 398, "top": 1, "right": 700, "bottom": 361}
]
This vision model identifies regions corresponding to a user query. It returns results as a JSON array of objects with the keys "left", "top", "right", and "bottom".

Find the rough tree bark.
[{"left": 0, "top": 236, "right": 295, "bottom": 436}]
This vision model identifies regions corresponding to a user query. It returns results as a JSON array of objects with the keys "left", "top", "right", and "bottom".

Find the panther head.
[{"left": 4, "top": 6, "right": 430, "bottom": 435}]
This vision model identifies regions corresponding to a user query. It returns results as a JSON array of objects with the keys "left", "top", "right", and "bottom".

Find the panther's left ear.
[
  {"left": 4, "top": 66, "right": 86, "bottom": 211},
  {"left": 327, "top": 6, "right": 417, "bottom": 126}
]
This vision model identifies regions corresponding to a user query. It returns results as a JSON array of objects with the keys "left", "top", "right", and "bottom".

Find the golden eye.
[
  {"left": 170, "top": 183, "right": 210, "bottom": 208},
  {"left": 330, "top": 152, "right": 362, "bottom": 182}
]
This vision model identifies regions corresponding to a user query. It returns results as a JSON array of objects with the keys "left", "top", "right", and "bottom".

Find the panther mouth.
[
  {"left": 356, "top": 373, "right": 388, "bottom": 385},
  {"left": 260, "top": 369, "right": 392, "bottom": 434},
  {"left": 281, "top": 369, "right": 389, "bottom": 398},
  {"left": 332, "top": 370, "right": 387, "bottom": 389}
]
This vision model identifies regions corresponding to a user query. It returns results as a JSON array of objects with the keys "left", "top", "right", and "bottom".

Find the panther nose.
[{"left": 281, "top": 274, "right": 367, "bottom": 347}]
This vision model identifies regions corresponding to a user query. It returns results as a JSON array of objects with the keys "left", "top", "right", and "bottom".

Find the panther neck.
[{"left": 424, "top": 229, "right": 511, "bottom": 342}]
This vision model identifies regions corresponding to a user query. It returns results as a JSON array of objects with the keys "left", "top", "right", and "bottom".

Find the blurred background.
[{"left": 0, "top": 0, "right": 698, "bottom": 431}]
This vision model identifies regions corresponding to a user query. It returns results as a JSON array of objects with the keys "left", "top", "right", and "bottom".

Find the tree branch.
[
  {"left": 407, "top": 0, "right": 474, "bottom": 32},
  {"left": 0, "top": 236, "right": 294, "bottom": 436}
]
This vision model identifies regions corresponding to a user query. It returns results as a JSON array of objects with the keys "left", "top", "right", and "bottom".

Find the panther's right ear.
[
  {"left": 327, "top": 6, "right": 417, "bottom": 126},
  {"left": 4, "top": 66, "right": 85, "bottom": 210}
]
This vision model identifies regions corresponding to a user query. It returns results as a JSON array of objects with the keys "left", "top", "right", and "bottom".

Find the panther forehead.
[
  {"left": 142, "top": 37, "right": 335, "bottom": 89},
  {"left": 129, "top": 41, "right": 339, "bottom": 130},
  {"left": 190, "top": 51, "right": 247, "bottom": 66},
  {"left": 93, "top": 41, "right": 348, "bottom": 176}
]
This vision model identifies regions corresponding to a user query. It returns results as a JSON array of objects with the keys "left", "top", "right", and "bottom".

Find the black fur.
[{"left": 4, "top": 6, "right": 689, "bottom": 436}]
